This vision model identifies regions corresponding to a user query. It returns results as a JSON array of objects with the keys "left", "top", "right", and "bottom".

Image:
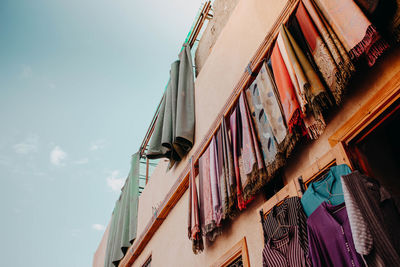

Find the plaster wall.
[{"left": 93, "top": 222, "right": 110, "bottom": 267}]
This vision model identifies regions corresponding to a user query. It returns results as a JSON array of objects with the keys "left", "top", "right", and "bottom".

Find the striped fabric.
[
  {"left": 261, "top": 197, "right": 309, "bottom": 259},
  {"left": 262, "top": 226, "right": 311, "bottom": 267}
]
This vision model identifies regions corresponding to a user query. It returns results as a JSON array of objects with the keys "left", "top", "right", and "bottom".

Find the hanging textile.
[
  {"left": 146, "top": 43, "right": 195, "bottom": 166},
  {"left": 245, "top": 82, "right": 281, "bottom": 176},
  {"left": 354, "top": 0, "right": 400, "bottom": 42},
  {"left": 296, "top": 0, "right": 354, "bottom": 105},
  {"left": 262, "top": 226, "right": 312, "bottom": 267},
  {"left": 307, "top": 202, "right": 365, "bottom": 267},
  {"left": 341, "top": 171, "right": 400, "bottom": 266},
  {"left": 209, "top": 136, "right": 223, "bottom": 226},
  {"left": 229, "top": 93, "right": 267, "bottom": 210},
  {"left": 217, "top": 119, "right": 237, "bottom": 219},
  {"left": 313, "top": 0, "right": 389, "bottom": 66},
  {"left": 260, "top": 197, "right": 309, "bottom": 260},
  {"left": 277, "top": 25, "right": 327, "bottom": 139},
  {"left": 198, "top": 146, "right": 221, "bottom": 241},
  {"left": 104, "top": 152, "right": 140, "bottom": 267},
  {"left": 271, "top": 44, "right": 305, "bottom": 136},
  {"left": 301, "top": 164, "right": 351, "bottom": 216},
  {"left": 188, "top": 158, "right": 204, "bottom": 254}
]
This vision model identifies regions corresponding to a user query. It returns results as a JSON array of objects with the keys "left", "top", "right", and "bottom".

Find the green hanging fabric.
[
  {"left": 147, "top": 44, "right": 195, "bottom": 166},
  {"left": 104, "top": 152, "right": 140, "bottom": 267}
]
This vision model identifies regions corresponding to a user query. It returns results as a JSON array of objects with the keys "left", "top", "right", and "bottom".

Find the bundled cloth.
[
  {"left": 198, "top": 145, "right": 221, "bottom": 241},
  {"left": 230, "top": 92, "right": 267, "bottom": 210},
  {"left": 277, "top": 25, "right": 328, "bottom": 139},
  {"left": 313, "top": 0, "right": 389, "bottom": 67},
  {"left": 295, "top": 0, "right": 355, "bottom": 105},
  {"left": 188, "top": 157, "right": 204, "bottom": 254},
  {"left": 146, "top": 43, "right": 195, "bottom": 167},
  {"left": 216, "top": 119, "right": 237, "bottom": 219},
  {"left": 104, "top": 152, "right": 140, "bottom": 267}
]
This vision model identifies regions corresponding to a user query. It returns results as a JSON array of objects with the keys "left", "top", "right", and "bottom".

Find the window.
[
  {"left": 211, "top": 237, "right": 250, "bottom": 267},
  {"left": 142, "top": 255, "right": 151, "bottom": 267}
]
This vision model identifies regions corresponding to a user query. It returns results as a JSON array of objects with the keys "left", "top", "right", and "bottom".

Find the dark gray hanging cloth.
[
  {"left": 104, "top": 152, "right": 140, "bottom": 267},
  {"left": 146, "top": 44, "right": 195, "bottom": 165}
]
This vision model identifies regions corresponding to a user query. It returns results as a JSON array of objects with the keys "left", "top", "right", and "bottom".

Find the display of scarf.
[
  {"left": 296, "top": 0, "right": 354, "bottom": 105},
  {"left": 198, "top": 145, "right": 221, "bottom": 241},
  {"left": 313, "top": 0, "right": 389, "bottom": 66},
  {"left": 354, "top": 0, "right": 400, "bottom": 42},
  {"left": 188, "top": 158, "right": 204, "bottom": 254},
  {"left": 147, "top": 43, "right": 195, "bottom": 166},
  {"left": 245, "top": 83, "right": 282, "bottom": 177},
  {"left": 278, "top": 25, "right": 327, "bottom": 139},
  {"left": 271, "top": 43, "right": 305, "bottom": 136},
  {"left": 209, "top": 136, "right": 223, "bottom": 226},
  {"left": 229, "top": 93, "right": 267, "bottom": 210},
  {"left": 104, "top": 152, "right": 140, "bottom": 267},
  {"left": 217, "top": 119, "right": 237, "bottom": 219}
]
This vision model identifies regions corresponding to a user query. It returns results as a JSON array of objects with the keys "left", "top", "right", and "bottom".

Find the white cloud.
[
  {"left": 50, "top": 146, "right": 67, "bottom": 166},
  {"left": 74, "top": 158, "right": 89, "bottom": 165},
  {"left": 106, "top": 170, "right": 125, "bottom": 192},
  {"left": 14, "top": 135, "right": 38, "bottom": 154},
  {"left": 20, "top": 64, "right": 33, "bottom": 79},
  {"left": 90, "top": 139, "right": 106, "bottom": 151},
  {"left": 92, "top": 224, "right": 105, "bottom": 231}
]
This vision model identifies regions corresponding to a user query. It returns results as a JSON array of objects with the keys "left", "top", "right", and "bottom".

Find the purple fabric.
[{"left": 307, "top": 202, "right": 365, "bottom": 267}]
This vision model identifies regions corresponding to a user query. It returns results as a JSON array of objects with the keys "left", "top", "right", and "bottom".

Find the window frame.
[{"left": 211, "top": 237, "right": 250, "bottom": 267}]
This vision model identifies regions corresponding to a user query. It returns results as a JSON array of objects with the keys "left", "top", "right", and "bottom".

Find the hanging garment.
[
  {"left": 313, "top": 0, "right": 389, "bottom": 66},
  {"left": 217, "top": 119, "right": 237, "bottom": 219},
  {"left": 147, "top": 44, "right": 195, "bottom": 165},
  {"left": 301, "top": 164, "right": 351, "bottom": 216},
  {"left": 188, "top": 158, "right": 204, "bottom": 254},
  {"left": 307, "top": 202, "right": 365, "bottom": 267},
  {"left": 260, "top": 197, "right": 309, "bottom": 259},
  {"left": 245, "top": 83, "right": 281, "bottom": 176},
  {"left": 278, "top": 25, "right": 327, "bottom": 139},
  {"left": 209, "top": 136, "right": 222, "bottom": 226},
  {"left": 354, "top": 0, "right": 400, "bottom": 42},
  {"left": 262, "top": 226, "right": 312, "bottom": 267},
  {"left": 296, "top": 0, "right": 354, "bottom": 105},
  {"left": 341, "top": 171, "right": 400, "bottom": 266},
  {"left": 104, "top": 152, "right": 140, "bottom": 267},
  {"left": 198, "top": 146, "right": 221, "bottom": 242},
  {"left": 271, "top": 44, "right": 305, "bottom": 136},
  {"left": 229, "top": 93, "right": 267, "bottom": 210}
]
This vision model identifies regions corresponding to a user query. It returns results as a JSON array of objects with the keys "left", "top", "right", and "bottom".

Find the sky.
[{"left": 0, "top": 0, "right": 203, "bottom": 266}]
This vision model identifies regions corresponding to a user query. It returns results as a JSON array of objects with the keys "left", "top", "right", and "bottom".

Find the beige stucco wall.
[
  {"left": 129, "top": 0, "right": 400, "bottom": 265},
  {"left": 93, "top": 222, "right": 110, "bottom": 267}
]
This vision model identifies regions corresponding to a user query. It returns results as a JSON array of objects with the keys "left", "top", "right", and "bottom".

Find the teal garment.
[
  {"left": 301, "top": 164, "right": 351, "bottom": 217},
  {"left": 147, "top": 43, "right": 195, "bottom": 165},
  {"left": 104, "top": 152, "right": 140, "bottom": 267}
]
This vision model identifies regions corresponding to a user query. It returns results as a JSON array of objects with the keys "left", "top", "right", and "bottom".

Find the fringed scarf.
[
  {"left": 188, "top": 158, "right": 204, "bottom": 254},
  {"left": 209, "top": 136, "right": 223, "bottom": 226},
  {"left": 296, "top": 0, "right": 354, "bottom": 105},
  {"left": 246, "top": 80, "right": 282, "bottom": 177},
  {"left": 229, "top": 93, "right": 266, "bottom": 210},
  {"left": 198, "top": 146, "right": 221, "bottom": 241},
  {"left": 279, "top": 25, "right": 328, "bottom": 139},
  {"left": 313, "top": 0, "right": 389, "bottom": 66},
  {"left": 218, "top": 119, "right": 237, "bottom": 219},
  {"left": 271, "top": 42, "right": 306, "bottom": 137}
]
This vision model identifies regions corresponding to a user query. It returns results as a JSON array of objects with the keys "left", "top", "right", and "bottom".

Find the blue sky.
[{"left": 0, "top": 0, "right": 202, "bottom": 266}]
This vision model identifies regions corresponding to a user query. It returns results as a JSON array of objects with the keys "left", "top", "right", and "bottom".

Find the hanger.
[
  {"left": 271, "top": 219, "right": 292, "bottom": 239},
  {"left": 332, "top": 205, "right": 346, "bottom": 214}
]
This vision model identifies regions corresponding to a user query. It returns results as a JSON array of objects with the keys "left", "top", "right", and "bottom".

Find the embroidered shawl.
[
  {"left": 296, "top": 0, "right": 354, "bottom": 104},
  {"left": 209, "top": 136, "right": 222, "bottom": 226},
  {"left": 188, "top": 158, "right": 204, "bottom": 254},
  {"left": 313, "top": 0, "right": 389, "bottom": 66}
]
